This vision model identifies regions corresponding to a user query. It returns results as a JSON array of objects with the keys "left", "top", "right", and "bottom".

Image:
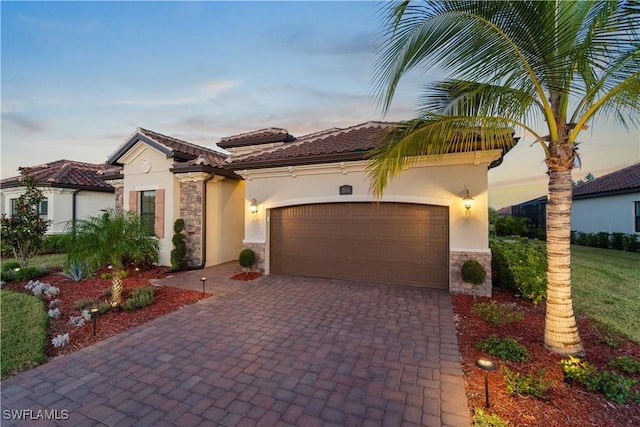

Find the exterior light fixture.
[
  {"left": 249, "top": 199, "right": 259, "bottom": 214},
  {"left": 475, "top": 358, "right": 498, "bottom": 407},
  {"left": 201, "top": 277, "right": 207, "bottom": 295},
  {"left": 463, "top": 188, "right": 474, "bottom": 213},
  {"left": 91, "top": 307, "right": 99, "bottom": 336},
  {"left": 135, "top": 267, "right": 140, "bottom": 285}
]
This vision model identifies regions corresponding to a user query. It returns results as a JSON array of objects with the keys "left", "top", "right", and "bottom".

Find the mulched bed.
[
  {"left": 229, "top": 271, "right": 262, "bottom": 281},
  {"left": 3, "top": 267, "right": 207, "bottom": 361},
  {"left": 452, "top": 290, "right": 640, "bottom": 426}
]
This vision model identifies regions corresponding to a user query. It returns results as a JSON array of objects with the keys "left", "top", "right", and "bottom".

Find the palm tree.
[
  {"left": 370, "top": 1, "right": 639, "bottom": 356},
  {"left": 67, "top": 209, "right": 159, "bottom": 306}
]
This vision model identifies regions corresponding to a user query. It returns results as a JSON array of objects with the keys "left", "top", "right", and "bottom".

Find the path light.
[
  {"left": 135, "top": 267, "right": 140, "bottom": 285},
  {"left": 462, "top": 188, "right": 474, "bottom": 214},
  {"left": 475, "top": 358, "right": 498, "bottom": 407},
  {"left": 91, "top": 307, "right": 99, "bottom": 336},
  {"left": 201, "top": 277, "right": 207, "bottom": 295}
]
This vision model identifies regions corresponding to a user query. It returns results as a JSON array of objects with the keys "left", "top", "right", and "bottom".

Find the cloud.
[
  {"left": 1, "top": 112, "right": 50, "bottom": 134},
  {"left": 201, "top": 80, "right": 241, "bottom": 96}
]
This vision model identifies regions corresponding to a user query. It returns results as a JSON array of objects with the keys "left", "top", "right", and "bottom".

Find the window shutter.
[
  {"left": 128, "top": 191, "right": 137, "bottom": 212},
  {"left": 154, "top": 189, "right": 165, "bottom": 238}
]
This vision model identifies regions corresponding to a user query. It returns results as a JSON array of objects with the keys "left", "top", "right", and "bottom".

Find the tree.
[
  {"left": 0, "top": 175, "right": 51, "bottom": 267},
  {"left": 370, "top": 1, "right": 639, "bottom": 355},
  {"left": 66, "top": 209, "right": 159, "bottom": 306}
]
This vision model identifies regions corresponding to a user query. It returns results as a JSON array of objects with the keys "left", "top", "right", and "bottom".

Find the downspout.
[
  {"left": 183, "top": 173, "right": 216, "bottom": 270},
  {"left": 71, "top": 189, "right": 80, "bottom": 240}
]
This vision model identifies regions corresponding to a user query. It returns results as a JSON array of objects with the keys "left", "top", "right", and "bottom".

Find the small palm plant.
[{"left": 66, "top": 209, "right": 159, "bottom": 306}]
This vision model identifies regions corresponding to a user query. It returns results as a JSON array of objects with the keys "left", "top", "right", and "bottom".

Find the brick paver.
[{"left": 1, "top": 263, "right": 470, "bottom": 426}]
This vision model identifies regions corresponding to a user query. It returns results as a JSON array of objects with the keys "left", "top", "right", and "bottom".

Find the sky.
[{"left": 2, "top": 1, "right": 639, "bottom": 209}]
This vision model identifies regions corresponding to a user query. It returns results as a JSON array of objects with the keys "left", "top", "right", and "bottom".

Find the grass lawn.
[
  {"left": 1, "top": 253, "right": 66, "bottom": 270},
  {"left": 0, "top": 290, "right": 49, "bottom": 377},
  {"left": 571, "top": 244, "right": 640, "bottom": 343}
]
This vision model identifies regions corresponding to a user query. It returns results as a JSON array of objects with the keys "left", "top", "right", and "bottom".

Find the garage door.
[{"left": 270, "top": 202, "right": 449, "bottom": 288}]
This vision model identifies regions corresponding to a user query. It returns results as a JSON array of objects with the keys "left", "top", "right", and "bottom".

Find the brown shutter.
[
  {"left": 128, "top": 191, "right": 137, "bottom": 212},
  {"left": 154, "top": 189, "right": 165, "bottom": 238}
]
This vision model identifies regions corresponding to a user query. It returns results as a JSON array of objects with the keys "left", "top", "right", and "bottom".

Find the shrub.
[
  {"left": 170, "top": 219, "right": 187, "bottom": 271},
  {"left": 73, "top": 298, "right": 97, "bottom": 311},
  {"left": 0, "top": 290, "right": 49, "bottom": 377},
  {"left": 41, "top": 234, "right": 70, "bottom": 254},
  {"left": 560, "top": 356, "right": 637, "bottom": 403},
  {"left": 461, "top": 259, "right": 486, "bottom": 285},
  {"left": 609, "top": 355, "right": 640, "bottom": 375},
  {"left": 4, "top": 266, "right": 47, "bottom": 283},
  {"left": 624, "top": 234, "right": 639, "bottom": 252},
  {"left": 560, "top": 356, "right": 600, "bottom": 390},
  {"left": 504, "top": 367, "right": 552, "bottom": 400},
  {"left": 124, "top": 286, "right": 156, "bottom": 311},
  {"left": 1, "top": 261, "right": 21, "bottom": 272},
  {"left": 490, "top": 239, "right": 546, "bottom": 304},
  {"left": 476, "top": 334, "right": 529, "bottom": 362},
  {"left": 473, "top": 300, "right": 524, "bottom": 325},
  {"left": 611, "top": 233, "right": 625, "bottom": 250},
  {"left": 597, "top": 371, "right": 637, "bottom": 404},
  {"left": 239, "top": 248, "right": 256, "bottom": 269},
  {"left": 596, "top": 232, "right": 610, "bottom": 249},
  {"left": 472, "top": 407, "right": 509, "bottom": 427},
  {"left": 95, "top": 301, "right": 113, "bottom": 315}
]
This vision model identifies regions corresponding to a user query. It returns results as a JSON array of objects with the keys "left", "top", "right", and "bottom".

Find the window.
[
  {"left": 38, "top": 199, "right": 48, "bottom": 219},
  {"left": 635, "top": 201, "right": 640, "bottom": 233},
  {"left": 140, "top": 191, "right": 156, "bottom": 236},
  {"left": 10, "top": 199, "right": 17, "bottom": 216}
]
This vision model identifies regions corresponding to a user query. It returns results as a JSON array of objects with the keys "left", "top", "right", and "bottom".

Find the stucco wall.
[
  {"left": 572, "top": 192, "right": 640, "bottom": 234},
  {"left": 0, "top": 187, "right": 114, "bottom": 234},
  {"left": 118, "top": 143, "right": 178, "bottom": 266},
  {"left": 241, "top": 151, "right": 500, "bottom": 286}
]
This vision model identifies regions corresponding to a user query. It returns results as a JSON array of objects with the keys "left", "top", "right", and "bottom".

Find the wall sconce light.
[
  {"left": 201, "top": 277, "right": 207, "bottom": 295},
  {"left": 249, "top": 199, "right": 259, "bottom": 214},
  {"left": 475, "top": 358, "right": 498, "bottom": 407},
  {"left": 462, "top": 188, "right": 474, "bottom": 214}
]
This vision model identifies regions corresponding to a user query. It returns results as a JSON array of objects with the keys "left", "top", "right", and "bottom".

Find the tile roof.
[
  {"left": 573, "top": 162, "right": 640, "bottom": 198},
  {"left": 0, "top": 160, "right": 114, "bottom": 192},
  {"left": 137, "top": 128, "right": 228, "bottom": 168},
  {"left": 218, "top": 127, "right": 296, "bottom": 149},
  {"left": 228, "top": 121, "right": 395, "bottom": 169}
]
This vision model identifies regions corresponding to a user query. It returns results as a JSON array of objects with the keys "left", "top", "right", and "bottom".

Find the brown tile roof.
[
  {"left": 218, "top": 127, "right": 296, "bottom": 149},
  {"left": 228, "top": 121, "right": 395, "bottom": 169},
  {"left": 573, "top": 162, "right": 640, "bottom": 198},
  {"left": 0, "top": 160, "right": 114, "bottom": 192}
]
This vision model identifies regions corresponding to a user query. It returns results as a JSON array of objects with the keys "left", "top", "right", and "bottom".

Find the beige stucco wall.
[
  {"left": 205, "top": 179, "right": 245, "bottom": 266},
  {"left": 240, "top": 150, "right": 501, "bottom": 284},
  {"left": 117, "top": 142, "right": 179, "bottom": 266},
  {"left": 0, "top": 187, "right": 114, "bottom": 234}
]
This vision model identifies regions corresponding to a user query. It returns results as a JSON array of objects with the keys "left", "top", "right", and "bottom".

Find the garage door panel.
[{"left": 270, "top": 203, "right": 449, "bottom": 288}]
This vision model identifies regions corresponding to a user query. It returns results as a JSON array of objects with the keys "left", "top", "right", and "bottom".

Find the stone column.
[
  {"left": 108, "top": 179, "right": 124, "bottom": 211},
  {"left": 449, "top": 250, "right": 492, "bottom": 297},
  {"left": 175, "top": 172, "right": 211, "bottom": 267}
]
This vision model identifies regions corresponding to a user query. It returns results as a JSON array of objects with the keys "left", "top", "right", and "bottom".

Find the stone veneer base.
[{"left": 449, "top": 250, "right": 492, "bottom": 297}]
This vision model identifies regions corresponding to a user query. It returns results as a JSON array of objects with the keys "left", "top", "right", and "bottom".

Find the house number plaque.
[{"left": 339, "top": 185, "right": 353, "bottom": 195}]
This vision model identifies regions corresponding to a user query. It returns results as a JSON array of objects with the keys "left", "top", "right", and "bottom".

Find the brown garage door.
[{"left": 270, "top": 202, "right": 449, "bottom": 288}]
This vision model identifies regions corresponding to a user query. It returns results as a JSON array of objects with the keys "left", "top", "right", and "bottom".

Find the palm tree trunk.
[
  {"left": 544, "top": 168, "right": 584, "bottom": 356},
  {"left": 111, "top": 271, "right": 123, "bottom": 306}
]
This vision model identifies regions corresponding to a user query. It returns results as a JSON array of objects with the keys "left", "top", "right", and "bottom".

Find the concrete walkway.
[{"left": 1, "top": 263, "right": 470, "bottom": 426}]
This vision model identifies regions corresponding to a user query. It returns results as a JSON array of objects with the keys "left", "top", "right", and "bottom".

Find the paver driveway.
[{"left": 1, "top": 271, "right": 470, "bottom": 427}]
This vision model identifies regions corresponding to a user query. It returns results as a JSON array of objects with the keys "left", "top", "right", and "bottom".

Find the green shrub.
[
  {"left": 489, "top": 239, "right": 546, "bottom": 304},
  {"left": 611, "top": 233, "right": 625, "bottom": 250},
  {"left": 1, "top": 290, "right": 49, "bottom": 377},
  {"left": 95, "top": 301, "right": 112, "bottom": 315},
  {"left": 609, "top": 355, "right": 640, "bottom": 375},
  {"left": 461, "top": 259, "right": 486, "bottom": 285},
  {"left": 239, "top": 248, "right": 256, "bottom": 269},
  {"left": 504, "top": 367, "right": 552, "bottom": 400},
  {"left": 14, "top": 266, "right": 47, "bottom": 282},
  {"left": 472, "top": 407, "right": 509, "bottom": 427},
  {"left": 73, "top": 298, "right": 97, "bottom": 311},
  {"left": 2, "top": 261, "right": 21, "bottom": 272},
  {"left": 124, "top": 286, "right": 155, "bottom": 311},
  {"left": 170, "top": 219, "right": 187, "bottom": 271},
  {"left": 473, "top": 300, "right": 524, "bottom": 325},
  {"left": 58, "top": 262, "right": 92, "bottom": 282},
  {"left": 560, "top": 356, "right": 600, "bottom": 390},
  {"left": 41, "top": 234, "right": 70, "bottom": 254},
  {"left": 476, "top": 334, "right": 529, "bottom": 362},
  {"left": 624, "top": 234, "right": 639, "bottom": 252},
  {"left": 597, "top": 370, "right": 637, "bottom": 404}
]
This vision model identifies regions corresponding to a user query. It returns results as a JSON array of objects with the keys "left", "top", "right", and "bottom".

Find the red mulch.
[
  {"left": 3, "top": 267, "right": 207, "bottom": 361},
  {"left": 452, "top": 290, "right": 640, "bottom": 426},
  {"left": 229, "top": 271, "right": 262, "bottom": 281}
]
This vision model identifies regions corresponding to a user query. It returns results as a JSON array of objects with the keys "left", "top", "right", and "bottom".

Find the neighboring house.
[
  {"left": 0, "top": 160, "right": 115, "bottom": 234},
  {"left": 572, "top": 162, "right": 640, "bottom": 234},
  {"left": 223, "top": 121, "right": 515, "bottom": 296},
  {"left": 102, "top": 128, "right": 244, "bottom": 269},
  {"left": 509, "top": 162, "right": 640, "bottom": 235}
]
